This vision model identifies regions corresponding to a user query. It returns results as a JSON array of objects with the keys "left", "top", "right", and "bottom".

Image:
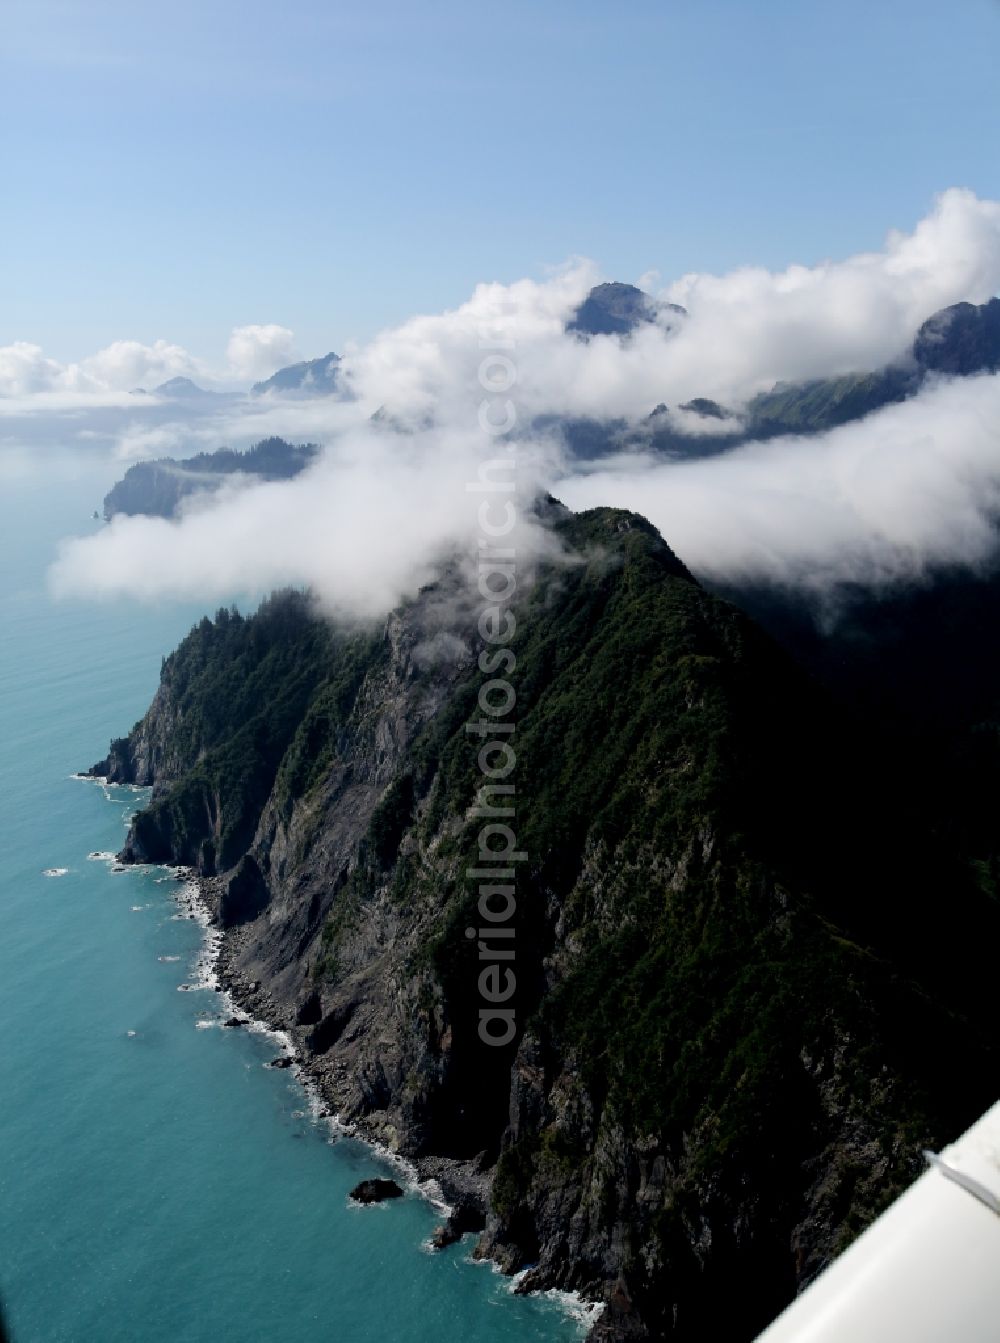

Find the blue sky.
[{"left": 3, "top": 0, "right": 999, "bottom": 364}]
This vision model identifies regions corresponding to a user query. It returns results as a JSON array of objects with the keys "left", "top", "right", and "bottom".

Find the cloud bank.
[
  {"left": 0, "top": 325, "right": 297, "bottom": 399},
  {"left": 0, "top": 338, "right": 204, "bottom": 396},
  {"left": 558, "top": 371, "right": 1000, "bottom": 592},
  {"left": 336, "top": 188, "right": 1000, "bottom": 420},
  {"left": 50, "top": 430, "right": 563, "bottom": 618},
  {"left": 226, "top": 325, "right": 298, "bottom": 382},
  {"left": 32, "top": 188, "right": 1000, "bottom": 616},
  {"left": 657, "top": 187, "right": 1000, "bottom": 402},
  {"left": 8, "top": 187, "right": 1000, "bottom": 417}
]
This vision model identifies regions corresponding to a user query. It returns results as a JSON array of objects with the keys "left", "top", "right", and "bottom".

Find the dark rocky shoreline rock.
[
  {"left": 349, "top": 1178, "right": 404, "bottom": 1205},
  {"left": 429, "top": 1197, "right": 486, "bottom": 1249}
]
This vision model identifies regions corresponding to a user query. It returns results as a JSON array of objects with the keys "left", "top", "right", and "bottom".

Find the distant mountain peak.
[
  {"left": 678, "top": 397, "right": 729, "bottom": 419},
  {"left": 252, "top": 351, "right": 341, "bottom": 396},
  {"left": 154, "top": 376, "right": 217, "bottom": 399},
  {"left": 912, "top": 296, "right": 1000, "bottom": 376},
  {"left": 567, "top": 280, "right": 685, "bottom": 338}
]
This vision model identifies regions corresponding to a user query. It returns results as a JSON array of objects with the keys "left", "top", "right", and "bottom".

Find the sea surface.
[{"left": 0, "top": 462, "right": 584, "bottom": 1343}]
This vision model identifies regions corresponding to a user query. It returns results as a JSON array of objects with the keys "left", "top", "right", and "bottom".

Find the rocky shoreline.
[
  {"left": 206, "top": 881, "right": 491, "bottom": 1208},
  {"left": 179, "top": 871, "right": 603, "bottom": 1330}
]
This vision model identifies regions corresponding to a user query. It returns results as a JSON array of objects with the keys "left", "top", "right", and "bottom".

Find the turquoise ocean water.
[{"left": 0, "top": 463, "right": 582, "bottom": 1343}]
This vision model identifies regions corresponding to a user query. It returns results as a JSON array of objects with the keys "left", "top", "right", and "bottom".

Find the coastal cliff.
[
  {"left": 102, "top": 438, "right": 319, "bottom": 520},
  {"left": 91, "top": 506, "right": 1000, "bottom": 1341}
]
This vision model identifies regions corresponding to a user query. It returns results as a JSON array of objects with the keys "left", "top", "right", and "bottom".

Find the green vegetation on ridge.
[{"left": 98, "top": 505, "right": 1000, "bottom": 1342}]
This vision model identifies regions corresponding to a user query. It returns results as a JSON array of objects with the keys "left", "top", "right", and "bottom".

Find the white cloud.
[
  {"left": 0, "top": 337, "right": 203, "bottom": 396},
  {"left": 329, "top": 189, "right": 1000, "bottom": 426},
  {"left": 112, "top": 422, "right": 191, "bottom": 462},
  {"left": 226, "top": 324, "right": 298, "bottom": 382},
  {"left": 74, "top": 338, "right": 203, "bottom": 391},
  {"left": 558, "top": 371, "right": 1000, "bottom": 591},
  {"left": 50, "top": 370, "right": 1000, "bottom": 616},
  {"left": 7, "top": 188, "right": 1000, "bottom": 423},
  {"left": 49, "top": 429, "right": 564, "bottom": 618},
  {"left": 0, "top": 325, "right": 297, "bottom": 401},
  {"left": 0, "top": 342, "right": 66, "bottom": 396},
  {"left": 338, "top": 262, "right": 600, "bottom": 422},
  {"left": 34, "top": 188, "right": 1000, "bottom": 617},
  {"left": 655, "top": 188, "right": 1000, "bottom": 404}
]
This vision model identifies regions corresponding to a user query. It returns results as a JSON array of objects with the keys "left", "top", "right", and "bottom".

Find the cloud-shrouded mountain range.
[{"left": 9, "top": 186, "right": 997, "bottom": 613}]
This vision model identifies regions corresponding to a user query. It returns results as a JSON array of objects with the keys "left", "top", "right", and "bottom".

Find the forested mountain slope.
[{"left": 90, "top": 507, "right": 1000, "bottom": 1341}]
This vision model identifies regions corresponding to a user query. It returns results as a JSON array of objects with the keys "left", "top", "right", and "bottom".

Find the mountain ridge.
[
  {"left": 252, "top": 351, "right": 341, "bottom": 396},
  {"left": 89, "top": 504, "right": 1000, "bottom": 1341},
  {"left": 102, "top": 437, "right": 320, "bottom": 520},
  {"left": 102, "top": 290, "right": 1000, "bottom": 524}
]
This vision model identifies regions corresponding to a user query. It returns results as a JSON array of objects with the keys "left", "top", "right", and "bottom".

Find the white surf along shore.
[{"left": 79, "top": 774, "right": 604, "bottom": 1336}]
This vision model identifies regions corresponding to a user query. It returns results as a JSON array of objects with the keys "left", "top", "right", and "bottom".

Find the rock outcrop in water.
[
  {"left": 349, "top": 1178, "right": 404, "bottom": 1204},
  {"left": 91, "top": 505, "right": 1000, "bottom": 1341}
]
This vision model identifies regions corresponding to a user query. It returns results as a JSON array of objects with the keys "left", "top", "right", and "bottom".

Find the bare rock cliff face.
[{"left": 89, "top": 683, "right": 184, "bottom": 787}]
